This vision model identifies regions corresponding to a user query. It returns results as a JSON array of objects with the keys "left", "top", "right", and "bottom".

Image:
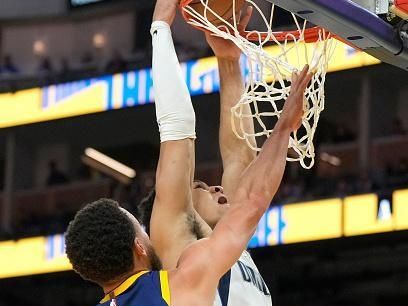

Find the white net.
[{"left": 182, "top": 0, "right": 337, "bottom": 169}]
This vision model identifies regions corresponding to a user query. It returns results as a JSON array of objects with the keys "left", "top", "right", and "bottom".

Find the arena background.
[{"left": 0, "top": 0, "right": 407, "bottom": 306}]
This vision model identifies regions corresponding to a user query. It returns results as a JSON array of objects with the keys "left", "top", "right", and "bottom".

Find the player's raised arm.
[
  {"left": 150, "top": 0, "right": 196, "bottom": 268},
  {"left": 206, "top": 6, "right": 256, "bottom": 196},
  {"left": 176, "top": 66, "right": 312, "bottom": 292}
]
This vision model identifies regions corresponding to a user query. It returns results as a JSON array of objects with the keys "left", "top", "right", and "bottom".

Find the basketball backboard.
[{"left": 267, "top": 0, "right": 408, "bottom": 71}]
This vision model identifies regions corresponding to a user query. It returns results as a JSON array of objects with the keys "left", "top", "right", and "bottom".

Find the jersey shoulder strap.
[
  {"left": 158, "top": 270, "right": 171, "bottom": 305},
  {"left": 100, "top": 271, "right": 149, "bottom": 304}
]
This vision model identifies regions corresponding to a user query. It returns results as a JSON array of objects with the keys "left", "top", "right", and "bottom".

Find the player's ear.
[{"left": 134, "top": 238, "right": 147, "bottom": 257}]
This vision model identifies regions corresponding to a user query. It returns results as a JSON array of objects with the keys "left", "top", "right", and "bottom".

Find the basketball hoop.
[{"left": 180, "top": 0, "right": 337, "bottom": 169}]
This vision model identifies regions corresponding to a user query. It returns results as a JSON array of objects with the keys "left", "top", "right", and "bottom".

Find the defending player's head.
[
  {"left": 65, "top": 198, "right": 162, "bottom": 286},
  {"left": 138, "top": 188, "right": 155, "bottom": 235}
]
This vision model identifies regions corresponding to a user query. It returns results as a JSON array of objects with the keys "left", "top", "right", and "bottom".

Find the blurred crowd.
[
  {"left": 0, "top": 42, "right": 210, "bottom": 93},
  {"left": 0, "top": 51, "right": 149, "bottom": 91},
  {"left": 273, "top": 157, "right": 408, "bottom": 204}
]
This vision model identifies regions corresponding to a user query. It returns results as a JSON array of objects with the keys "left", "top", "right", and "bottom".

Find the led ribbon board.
[
  {"left": 1, "top": 188, "right": 407, "bottom": 279},
  {"left": 249, "top": 188, "right": 408, "bottom": 248},
  {"left": 0, "top": 42, "right": 379, "bottom": 129},
  {"left": 0, "top": 235, "right": 71, "bottom": 279},
  {"left": 70, "top": 0, "right": 109, "bottom": 7}
]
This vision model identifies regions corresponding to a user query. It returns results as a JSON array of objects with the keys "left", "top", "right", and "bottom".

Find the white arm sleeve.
[{"left": 151, "top": 21, "right": 196, "bottom": 143}]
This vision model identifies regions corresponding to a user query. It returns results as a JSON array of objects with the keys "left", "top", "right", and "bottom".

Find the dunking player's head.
[
  {"left": 65, "top": 198, "right": 162, "bottom": 286},
  {"left": 191, "top": 180, "right": 229, "bottom": 228},
  {"left": 138, "top": 180, "right": 229, "bottom": 234}
]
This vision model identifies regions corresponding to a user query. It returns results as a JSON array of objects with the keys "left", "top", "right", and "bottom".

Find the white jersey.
[{"left": 213, "top": 251, "right": 272, "bottom": 306}]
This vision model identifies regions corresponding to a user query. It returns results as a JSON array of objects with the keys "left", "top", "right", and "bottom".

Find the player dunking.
[
  {"left": 64, "top": 0, "right": 312, "bottom": 305},
  {"left": 139, "top": 1, "right": 271, "bottom": 306}
]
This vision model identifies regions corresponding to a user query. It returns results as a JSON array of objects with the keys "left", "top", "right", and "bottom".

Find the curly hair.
[
  {"left": 65, "top": 198, "right": 136, "bottom": 285},
  {"left": 136, "top": 188, "right": 156, "bottom": 236}
]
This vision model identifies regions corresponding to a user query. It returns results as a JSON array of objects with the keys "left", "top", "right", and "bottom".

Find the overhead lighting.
[
  {"left": 33, "top": 40, "right": 47, "bottom": 55},
  {"left": 320, "top": 152, "right": 342, "bottom": 167},
  {"left": 82, "top": 148, "right": 136, "bottom": 184},
  {"left": 93, "top": 33, "right": 106, "bottom": 49}
]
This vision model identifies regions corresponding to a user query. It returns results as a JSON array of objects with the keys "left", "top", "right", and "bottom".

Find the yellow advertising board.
[
  {"left": 344, "top": 192, "right": 408, "bottom": 236},
  {"left": 0, "top": 82, "right": 108, "bottom": 129},
  {"left": 344, "top": 194, "right": 394, "bottom": 236},
  {"left": 249, "top": 188, "right": 408, "bottom": 248},
  {"left": 281, "top": 198, "right": 343, "bottom": 244},
  {"left": 0, "top": 235, "right": 71, "bottom": 279},
  {"left": 393, "top": 189, "right": 408, "bottom": 230},
  {"left": 2, "top": 189, "right": 407, "bottom": 279}
]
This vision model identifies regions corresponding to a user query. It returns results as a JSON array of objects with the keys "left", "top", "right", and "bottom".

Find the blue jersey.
[{"left": 99, "top": 271, "right": 170, "bottom": 306}]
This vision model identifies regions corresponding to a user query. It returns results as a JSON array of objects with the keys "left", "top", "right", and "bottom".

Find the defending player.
[{"left": 65, "top": 66, "right": 311, "bottom": 305}]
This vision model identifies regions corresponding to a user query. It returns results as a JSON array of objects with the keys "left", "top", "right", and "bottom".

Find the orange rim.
[{"left": 242, "top": 27, "right": 330, "bottom": 43}]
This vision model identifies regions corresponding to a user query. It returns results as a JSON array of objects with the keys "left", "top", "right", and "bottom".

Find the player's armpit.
[
  {"left": 150, "top": 139, "right": 197, "bottom": 268},
  {"left": 150, "top": 209, "right": 195, "bottom": 269}
]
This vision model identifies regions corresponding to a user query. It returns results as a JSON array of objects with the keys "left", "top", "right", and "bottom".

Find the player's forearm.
[
  {"left": 155, "top": 140, "right": 194, "bottom": 196},
  {"left": 237, "top": 122, "right": 291, "bottom": 214},
  {"left": 237, "top": 65, "right": 311, "bottom": 213},
  {"left": 152, "top": 0, "right": 177, "bottom": 25},
  {"left": 218, "top": 59, "right": 255, "bottom": 175},
  {"left": 218, "top": 58, "right": 243, "bottom": 96}
]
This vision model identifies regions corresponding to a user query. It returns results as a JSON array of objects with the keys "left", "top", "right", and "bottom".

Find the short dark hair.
[
  {"left": 65, "top": 198, "right": 136, "bottom": 285},
  {"left": 137, "top": 188, "right": 156, "bottom": 236},
  {"left": 136, "top": 186, "right": 205, "bottom": 240}
]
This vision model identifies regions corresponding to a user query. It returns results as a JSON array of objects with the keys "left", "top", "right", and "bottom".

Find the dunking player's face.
[
  {"left": 192, "top": 181, "right": 229, "bottom": 229},
  {"left": 120, "top": 208, "right": 163, "bottom": 271}
]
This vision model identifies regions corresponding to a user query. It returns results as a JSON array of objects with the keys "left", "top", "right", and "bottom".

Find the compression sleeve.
[{"left": 151, "top": 21, "right": 196, "bottom": 143}]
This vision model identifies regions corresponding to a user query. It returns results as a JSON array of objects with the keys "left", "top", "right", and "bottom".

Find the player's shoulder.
[
  {"left": 233, "top": 250, "right": 264, "bottom": 277},
  {"left": 97, "top": 271, "right": 165, "bottom": 306},
  {"left": 170, "top": 237, "right": 218, "bottom": 286},
  {"left": 238, "top": 250, "right": 256, "bottom": 264}
]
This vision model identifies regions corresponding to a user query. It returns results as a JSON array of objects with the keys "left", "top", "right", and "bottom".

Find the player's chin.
[
  {"left": 217, "top": 203, "right": 230, "bottom": 209},
  {"left": 216, "top": 204, "right": 229, "bottom": 220},
  {"left": 217, "top": 200, "right": 230, "bottom": 210}
]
